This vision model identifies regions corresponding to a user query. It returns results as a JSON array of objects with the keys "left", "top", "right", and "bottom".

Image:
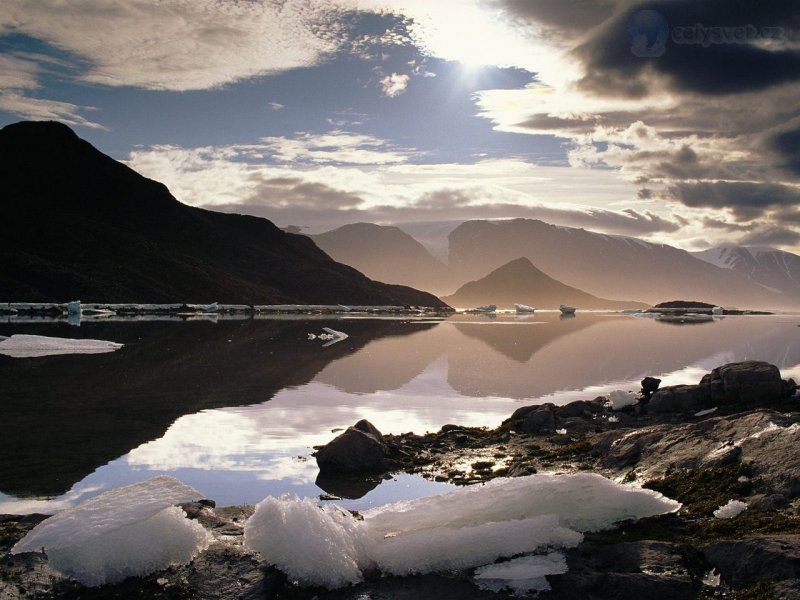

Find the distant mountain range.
[
  {"left": 312, "top": 223, "right": 452, "bottom": 293},
  {"left": 693, "top": 246, "right": 800, "bottom": 298},
  {"left": 315, "top": 219, "right": 798, "bottom": 309},
  {"left": 441, "top": 257, "right": 647, "bottom": 310},
  {"left": 0, "top": 121, "right": 445, "bottom": 307}
]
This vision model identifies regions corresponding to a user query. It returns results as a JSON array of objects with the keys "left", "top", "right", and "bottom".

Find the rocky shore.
[{"left": 3, "top": 361, "right": 799, "bottom": 599}]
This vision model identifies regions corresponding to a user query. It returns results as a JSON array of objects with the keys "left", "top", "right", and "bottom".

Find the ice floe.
[
  {"left": 0, "top": 334, "right": 123, "bottom": 357},
  {"left": 608, "top": 390, "right": 638, "bottom": 410},
  {"left": 244, "top": 472, "right": 680, "bottom": 589},
  {"left": 473, "top": 553, "right": 568, "bottom": 595},
  {"left": 12, "top": 476, "right": 210, "bottom": 586}
]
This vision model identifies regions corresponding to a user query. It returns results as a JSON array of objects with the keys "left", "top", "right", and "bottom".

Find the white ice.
[
  {"left": 473, "top": 553, "right": 568, "bottom": 595},
  {"left": 12, "top": 476, "right": 210, "bottom": 586},
  {"left": 713, "top": 499, "right": 748, "bottom": 519},
  {"left": 0, "top": 334, "right": 123, "bottom": 357},
  {"left": 608, "top": 390, "right": 637, "bottom": 410},
  {"left": 244, "top": 472, "right": 680, "bottom": 589}
]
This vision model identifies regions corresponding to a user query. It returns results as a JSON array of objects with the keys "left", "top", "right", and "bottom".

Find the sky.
[{"left": 1, "top": 0, "right": 799, "bottom": 251}]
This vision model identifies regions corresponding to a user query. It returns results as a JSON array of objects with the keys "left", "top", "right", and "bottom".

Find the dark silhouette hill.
[
  {"left": 447, "top": 219, "right": 790, "bottom": 309},
  {"left": 0, "top": 121, "right": 446, "bottom": 307},
  {"left": 312, "top": 223, "right": 453, "bottom": 294},
  {"left": 441, "top": 257, "right": 648, "bottom": 310}
]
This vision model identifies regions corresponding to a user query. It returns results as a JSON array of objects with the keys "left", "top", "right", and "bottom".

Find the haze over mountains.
[
  {"left": 0, "top": 121, "right": 445, "bottom": 307},
  {"left": 315, "top": 219, "right": 800, "bottom": 310}
]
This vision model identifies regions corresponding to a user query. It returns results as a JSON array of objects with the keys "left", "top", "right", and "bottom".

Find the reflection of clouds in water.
[{"left": 0, "top": 483, "right": 107, "bottom": 515}]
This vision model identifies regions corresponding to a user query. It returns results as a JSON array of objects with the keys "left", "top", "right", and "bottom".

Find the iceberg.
[
  {"left": 713, "top": 499, "right": 747, "bottom": 519},
  {"left": 244, "top": 473, "right": 680, "bottom": 589},
  {"left": 608, "top": 390, "right": 638, "bottom": 410},
  {"left": 12, "top": 476, "right": 210, "bottom": 587},
  {"left": 0, "top": 334, "right": 123, "bottom": 357}
]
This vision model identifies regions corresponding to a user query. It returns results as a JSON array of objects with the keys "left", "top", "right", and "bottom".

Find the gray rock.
[
  {"left": 649, "top": 384, "right": 711, "bottom": 414},
  {"left": 641, "top": 376, "right": 662, "bottom": 396},
  {"left": 701, "top": 361, "right": 787, "bottom": 405},
  {"left": 558, "top": 400, "right": 593, "bottom": 419},
  {"left": 701, "top": 535, "right": 800, "bottom": 597},
  {"left": 507, "top": 404, "right": 541, "bottom": 422},
  {"left": 522, "top": 408, "right": 556, "bottom": 434},
  {"left": 316, "top": 419, "right": 390, "bottom": 474},
  {"left": 559, "top": 416, "right": 595, "bottom": 433}
]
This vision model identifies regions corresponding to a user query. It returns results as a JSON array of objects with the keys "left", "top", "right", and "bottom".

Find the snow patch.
[
  {"left": 713, "top": 499, "right": 747, "bottom": 519},
  {"left": 0, "top": 334, "right": 123, "bottom": 357},
  {"left": 12, "top": 476, "right": 210, "bottom": 586}
]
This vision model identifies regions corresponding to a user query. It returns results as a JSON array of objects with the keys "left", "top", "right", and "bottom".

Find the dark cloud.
[
  {"left": 248, "top": 175, "right": 364, "bottom": 209},
  {"left": 500, "top": 0, "right": 617, "bottom": 34},
  {"left": 771, "top": 127, "right": 800, "bottom": 176},
  {"left": 738, "top": 226, "right": 800, "bottom": 246},
  {"left": 666, "top": 181, "right": 800, "bottom": 219},
  {"left": 575, "top": 0, "right": 800, "bottom": 97},
  {"left": 637, "top": 187, "right": 654, "bottom": 199}
]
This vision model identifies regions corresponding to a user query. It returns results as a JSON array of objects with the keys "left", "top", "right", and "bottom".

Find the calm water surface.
[{"left": 2, "top": 311, "right": 799, "bottom": 513}]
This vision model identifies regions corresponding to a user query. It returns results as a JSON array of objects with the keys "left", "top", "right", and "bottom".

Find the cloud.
[
  {"left": 770, "top": 126, "right": 800, "bottom": 176},
  {"left": 0, "top": 0, "right": 346, "bottom": 92},
  {"left": 665, "top": 181, "right": 800, "bottom": 219},
  {"left": 258, "top": 130, "right": 415, "bottom": 164},
  {"left": 379, "top": 72, "right": 410, "bottom": 97},
  {"left": 0, "top": 54, "right": 40, "bottom": 90},
  {"left": 268, "top": 102, "right": 285, "bottom": 111},
  {"left": 0, "top": 92, "right": 106, "bottom": 129}
]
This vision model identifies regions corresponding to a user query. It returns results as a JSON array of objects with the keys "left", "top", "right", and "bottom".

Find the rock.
[
  {"left": 522, "top": 408, "right": 556, "bottom": 434},
  {"left": 701, "top": 535, "right": 800, "bottom": 595},
  {"left": 641, "top": 376, "right": 662, "bottom": 401},
  {"left": 506, "top": 461, "right": 537, "bottom": 477},
  {"left": 649, "top": 384, "right": 711, "bottom": 414},
  {"left": 700, "top": 361, "right": 787, "bottom": 405},
  {"left": 559, "top": 417, "right": 595, "bottom": 433},
  {"left": 558, "top": 400, "right": 593, "bottom": 419},
  {"left": 506, "top": 404, "right": 541, "bottom": 422},
  {"left": 316, "top": 420, "right": 391, "bottom": 474}
]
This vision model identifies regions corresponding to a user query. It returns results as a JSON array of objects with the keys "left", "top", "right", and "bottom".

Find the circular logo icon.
[{"left": 628, "top": 9, "right": 669, "bottom": 57}]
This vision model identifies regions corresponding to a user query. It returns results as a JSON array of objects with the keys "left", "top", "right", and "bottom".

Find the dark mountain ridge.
[{"left": 0, "top": 121, "right": 447, "bottom": 307}]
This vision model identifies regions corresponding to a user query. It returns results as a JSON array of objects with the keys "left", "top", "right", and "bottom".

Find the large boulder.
[
  {"left": 649, "top": 384, "right": 711, "bottom": 414},
  {"left": 700, "top": 361, "right": 789, "bottom": 404},
  {"left": 315, "top": 419, "right": 390, "bottom": 474}
]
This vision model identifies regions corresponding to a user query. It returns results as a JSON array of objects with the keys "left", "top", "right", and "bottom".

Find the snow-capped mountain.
[{"left": 693, "top": 246, "right": 800, "bottom": 297}]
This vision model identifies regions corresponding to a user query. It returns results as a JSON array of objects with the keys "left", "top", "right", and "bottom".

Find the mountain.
[
  {"left": 0, "top": 121, "right": 447, "bottom": 307},
  {"left": 312, "top": 223, "right": 453, "bottom": 294},
  {"left": 447, "top": 219, "right": 790, "bottom": 309},
  {"left": 693, "top": 246, "right": 800, "bottom": 298},
  {"left": 441, "top": 257, "right": 648, "bottom": 310}
]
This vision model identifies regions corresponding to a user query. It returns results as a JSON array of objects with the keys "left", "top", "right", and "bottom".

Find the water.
[{"left": 2, "top": 311, "right": 799, "bottom": 514}]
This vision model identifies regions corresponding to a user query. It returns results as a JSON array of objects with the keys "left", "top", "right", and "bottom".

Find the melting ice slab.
[
  {"left": 244, "top": 472, "right": 680, "bottom": 589},
  {"left": 12, "top": 476, "right": 210, "bottom": 587},
  {"left": 0, "top": 334, "right": 123, "bottom": 357}
]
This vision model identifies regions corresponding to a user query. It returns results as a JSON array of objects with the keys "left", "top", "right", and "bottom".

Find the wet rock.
[
  {"left": 649, "top": 384, "right": 711, "bottom": 414},
  {"left": 506, "top": 404, "right": 541, "bottom": 423},
  {"left": 559, "top": 417, "right": 595, "bottom": 433},
  {"left": 316, "top": 419, "right": 391, "bottom": 474},
  {"left": 506, "top": 461, "right": 537, "bottom": 477}
]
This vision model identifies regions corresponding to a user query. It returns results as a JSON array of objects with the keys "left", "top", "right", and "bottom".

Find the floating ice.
[
  {"left": 713, "top": 499, "right": 748, "bottom": 519},
  {"left": 555, "top": 428, "right": 568, "bottom": 435},
  {"left": 244, "top": 473, "right": 680, "bottom": 589},
  {"left": 703, "top": 568, "right": 721, "bottom": 587},
  {"left": 0, "top": 334, "right": 123, "bottom": 357},
  {"left": 474, "top": 553, "right": 568, "bottom": 595},
  {"left": 12, "top": 476, "right": 210, "bottom": 586},
  {"left": 608, "top": 390, "right": 638, "bottom": 410}
]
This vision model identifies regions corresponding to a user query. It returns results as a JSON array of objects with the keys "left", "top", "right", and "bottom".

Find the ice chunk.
[
  {"left": 244, "top": 495, "right": 365, "bottom": 588},
  {"left": 474, "top": 553, "right": 568, "bottom": 595},
  {"left": 0, "top": 334, "right": 123, "bottom": 357},
  {"left": 703, "top": 568, "right": 721, "bottom": 587},
  {"left": 363, "top": 473, "right": 680, "bottom": 535},
  {"left": 608, "top": 390, "right": 637, "bottom": 410},
  {"left": 370, "top": 514, "right": 581, "bottom": 576},
  {"left": 695, "top": 407, "right": 718, "bottom": 417},
  {"left": 244, "top": 473, "right": 680, "bottom": 589},
  {"left": 12, "top": 476, "right": 210, "bottom": 586},
  {"left": 713, "top": 499, "right": 747, "bottom": 519}
]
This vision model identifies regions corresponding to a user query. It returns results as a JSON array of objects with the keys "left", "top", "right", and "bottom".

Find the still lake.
[{"left": 2, "top": 311, "right": 799, "bottom": 514}]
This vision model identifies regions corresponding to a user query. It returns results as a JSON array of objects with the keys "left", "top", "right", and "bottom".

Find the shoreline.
[{"left": 3, "top": 362, "right": 800, "bottom": 599}]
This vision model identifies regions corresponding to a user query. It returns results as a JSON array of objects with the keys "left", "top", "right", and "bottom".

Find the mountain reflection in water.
[{"left": 1, "top": 312, "right": 799, "bottom": 510}]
